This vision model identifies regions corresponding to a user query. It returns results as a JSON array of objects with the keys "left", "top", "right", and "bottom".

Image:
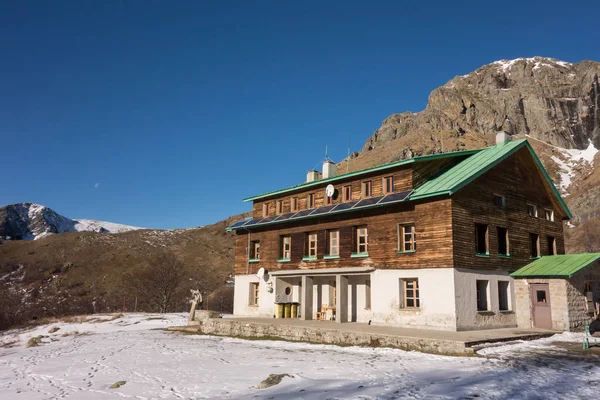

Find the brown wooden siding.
[
  {"left": 452, "top": 147, "right": 565, "bottom": 272},
  {"left": 235, "top": 198, "right": 453, "bottom": 275}
]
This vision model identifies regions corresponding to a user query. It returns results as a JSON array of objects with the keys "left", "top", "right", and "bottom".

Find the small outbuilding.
[{"left": 511, "top": 253, "right": 600, "bottom": 331}]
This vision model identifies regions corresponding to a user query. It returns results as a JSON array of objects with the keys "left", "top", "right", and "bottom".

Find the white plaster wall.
[
  {"left": 453, "top": 269, "right": 516, "bottom": 330},
  {"left": 370, "top": 269, "right": 458, "bottom": 331},
  {"left": 233, "top": 275, "right": 275, "bottom": 317}
]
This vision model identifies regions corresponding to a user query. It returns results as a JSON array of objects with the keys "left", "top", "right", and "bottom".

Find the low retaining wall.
[{"left": 172, "top": 318, "right": 475, "bottom": 355}]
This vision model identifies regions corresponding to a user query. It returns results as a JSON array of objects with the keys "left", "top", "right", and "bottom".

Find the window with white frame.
[
  {"left": 280, "top": 235, "right": 291, "bottom": 260},
  {"left": 249, "top": 282, "right": 259, "bottom": 306},
  {"left": 328, "top": 230, "right": 339, "bottom": 256},
  {"left": 398, "top": 224, "right": 416, "bottom": 252},
  {"left": 306, "top": 233, "right": 317, "bottom": 258},
  {"left": 355, "top": 226, "right": 368, "bottom": 254},
  {"left": 527, "top": 203, "right": 538, "bottom": 218},
  {"left": 400, "top": 278, "right": 420, "bottom": 309},
  {"left": 476, "top": 280, "right": 489, "bottom": 311},
  {"left": 250, "top": 241, "right": 260, "bottom": 260}
]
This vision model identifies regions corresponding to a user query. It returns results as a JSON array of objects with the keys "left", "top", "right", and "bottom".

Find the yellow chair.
[{"left": 315, "top": 304, "right": 327, "bottom": 320}]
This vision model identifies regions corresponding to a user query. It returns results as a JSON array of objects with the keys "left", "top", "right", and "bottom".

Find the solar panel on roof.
[
  {"left": 332, "top": 200, "right": 359, "bottom": 211},
  {"left": 378, "top": 190, "right": 411, "bottom": 204},
  {"left": 291, "top": 209, "right": 314, "bottom": 218},
  {"left": 354, "top": 196, "right": 384, "bottom": 208},
  {"left": 243, "top": 218, "right": 264, "bottom": 227},
  {"left": 310, "top": 205, "right": 337, "bottom": 216},
  {"left": 273, "top": 213, "right": 295, "bottom": 222},
  {"left": 227, "top": 219, "right": 251, "bottom": 229},
  {"left": 259, "top": 215, "right": 278, "bottom": 223}
]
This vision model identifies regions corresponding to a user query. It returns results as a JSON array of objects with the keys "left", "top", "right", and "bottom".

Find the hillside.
[
  {"left": 339, "top": 57, "right": 600, "bottom": 253},
  {"left": 0, "top": 213, "right": 243, "bottom": 329}
]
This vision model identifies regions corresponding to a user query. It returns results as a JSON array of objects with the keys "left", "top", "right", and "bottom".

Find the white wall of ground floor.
[{"left": 234, "top": 268, "right": 518, "bottom": 331}]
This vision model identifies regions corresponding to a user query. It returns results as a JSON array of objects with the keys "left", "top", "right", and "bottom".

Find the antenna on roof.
[
  {"left": 346, "top": 138, "right": 350, "bottom": 174},
  {"left": 324, "top": 145, "right": 333, "bottom": 163}
]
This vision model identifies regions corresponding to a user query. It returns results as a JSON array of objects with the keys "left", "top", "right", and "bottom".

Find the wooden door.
[{"left": 530, "top": 283, "right": 552, "bottom": 329}]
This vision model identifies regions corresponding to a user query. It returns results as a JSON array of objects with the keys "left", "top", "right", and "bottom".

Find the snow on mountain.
[
  {"left": 550, "top": 140, "right": 599, "bottom": 195},
  {"left": 0, "top": 202, "right": 142, "bottom": 240}
]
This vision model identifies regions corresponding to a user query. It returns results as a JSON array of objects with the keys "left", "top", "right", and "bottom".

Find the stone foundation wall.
[
  {"left": 566, "top": 263, "right": 600, "bottom": 331},
  {"left": 190, "top": 318, "right": 474, "bottom": 355}
]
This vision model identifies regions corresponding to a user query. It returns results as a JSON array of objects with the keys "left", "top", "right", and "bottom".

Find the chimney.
[
  {"left": 306, "top": 170, "right": 320, "bottom": 183},
  {"left": 322, "top": 160, "right": 337, "bottom": 179},
  {"left": 496, "top": 131, "right": 512, "bottom": 145}
]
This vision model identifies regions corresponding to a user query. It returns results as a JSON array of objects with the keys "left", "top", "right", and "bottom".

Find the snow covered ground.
[{"left": 1, "top": 313, "right": 599, "bottom": 399}]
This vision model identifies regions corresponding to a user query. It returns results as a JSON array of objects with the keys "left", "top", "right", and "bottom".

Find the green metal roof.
[
  {"left": 410, "top": 139, "right": 572, "bottom": 219},
  {"left": 510, "top": 253, "right": 600, "bottom": 278},
  {"left": 242, "top": 149, "right": 481, "bottom": 202}
]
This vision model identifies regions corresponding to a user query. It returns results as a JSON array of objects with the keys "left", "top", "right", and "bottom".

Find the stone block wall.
[{"left": 513, "top": 278, "right": 569, "bottom": 331}]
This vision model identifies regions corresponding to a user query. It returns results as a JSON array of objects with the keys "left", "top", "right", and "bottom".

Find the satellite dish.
[
  {"left": 326, "top": 184, "right": 335, "bottom": 197},
  {"left": 256, "top": 267, "right": 265, "bottom": 279}
]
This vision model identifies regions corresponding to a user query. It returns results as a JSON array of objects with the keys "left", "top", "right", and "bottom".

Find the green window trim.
[
  {"left": 249, "top": 258, "right": 260, "bottom": 263},
  {"left": 302, "top": 256, "right": 317, "bottom": 261},
  {"left": 351, "top": 252, "right": 369, "bottom": 258},
  {"left": 476, "top": 253, "right": 490, "bottom": 258},
  {"left": 498, "top": 254, "right": 511, "bottom": 258},
  {"left": 324, "top": 255, "right": 340, "bottom": 260},
  {"left": 397, "top": 250, "right": 417, "bottom": 254},
  {"left": 277, "top": 258, "right": 291, "bottom": 263}
]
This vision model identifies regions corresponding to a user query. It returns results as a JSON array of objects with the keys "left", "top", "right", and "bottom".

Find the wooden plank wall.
[
  {"left": 251, "top": 166, "right": 413, "bottom": 218},
  {"left": 235, "top": 198, "right": 454, "bottom": 275},
  {"left": 452, "top": 147, "right": 565, "bottom": 272}
]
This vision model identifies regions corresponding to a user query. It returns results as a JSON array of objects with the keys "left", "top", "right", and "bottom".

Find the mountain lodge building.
[{"left": 227, "top": 134, "right": 576, "bottom": 331}]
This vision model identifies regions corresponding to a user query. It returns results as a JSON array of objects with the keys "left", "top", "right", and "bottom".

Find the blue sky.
[{"left": 1, "top": 1, "right": 598, "bottom": 229}]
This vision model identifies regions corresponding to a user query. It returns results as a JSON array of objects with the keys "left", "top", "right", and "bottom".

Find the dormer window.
[
  {"left": 361, "top": 181, "right": 373, "bottom": 198},
  {"left": 308, "top": 193, "right": 316, "bottom": 208},
  {"left": 383, "top": 176, "right": 394, "bottom": 194}
]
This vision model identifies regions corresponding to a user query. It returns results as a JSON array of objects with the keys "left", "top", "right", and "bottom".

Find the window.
[
  {"left": 262, "top": 203, "right": 268, "bottom": 218},
  {"left": 493, "top": 194, "right": 506, "bottom": 208},
  {"left": 308, "top": 193, "right": 316, "bottom": 208},
  {"left": 291, "top": 197, "right": 298, "bottom": 212},
  {"left": 249, "top": 282, "right": 259, "bottom": 306},
  {"left": 536, "top": 290, "right": 547, "bottom": 303},
  {"left": 475, "top": 224, "right": 489, "bottom": 255},
  {"left": 530, "top": 233, "right": 540, "bottom": 258},
  {"left": 547, "top": 236, "right": 556, "bottom": 255},
  {"left": 305, "top": 233, "right": 317, "bottom": 259},
  {"left": 325, "top": 190, "right": 333, "bottom": 205},
  {"left": 355, "top": 226, "right": 368, "bottom": 255},
  {"left": 328, "top": 230, "right": 339, "bottom": 256},
  {"left": 329, "top": 280, "right": 336, "bottom": 307},
  {"left": 545, "top": 209, "right": 554, "bottom": 222},
  {"left": 476, "top": 280, "right": 489, "bottom": 311},
  {"left": 383, "top": 176, "right": 394, "bottom": 194},
  {"left": 497, "top": 227, "right": 509, "bottom": 256},
  {"left": 343, "top": 185, "right": 352, "bottom": 202},
  {"left": 527, "top": 204, "right": 538, "bottom": 218},
  {"left": 365, "top": 279, "right": 371, "bottom": 309},
  {"left": 280, "top": 235, "right": 291, "bottom": 260},
  {"left": 400, "top": 278, "right": 420, "bottom": 309},
  {"left": 250, "top": 241, "right": 260, "bottom": 260},
  {"left": 498, "top": 281, "right": 511, "bottom": 311},
  {"left": 276, "top": 200, "right": 283, "bottom": 215},
  {"left": 361, "top": 181, "right": 373, "bottom": 198},
  {"left": 398, "top": 224, "right": 417, "bottom": 252}
]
